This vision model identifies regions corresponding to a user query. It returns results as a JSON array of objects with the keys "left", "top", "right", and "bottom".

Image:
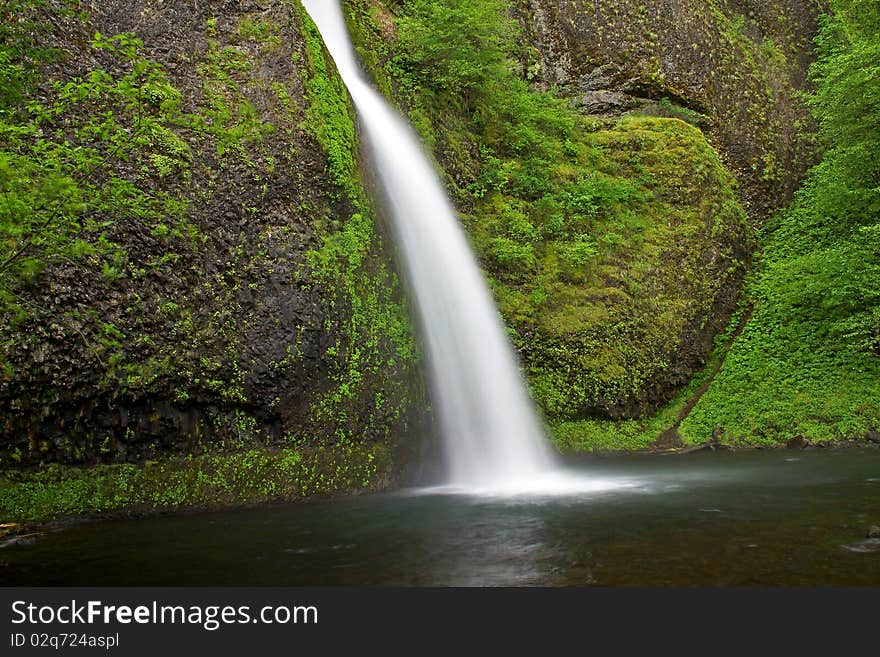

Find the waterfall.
[{"left": 302, "top": 0, "right": 556, "bottom": 490}]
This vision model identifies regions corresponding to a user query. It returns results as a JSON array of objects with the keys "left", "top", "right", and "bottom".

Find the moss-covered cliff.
[
  {"left": 521, "top": 0, "right": 818, "bottom": 221},
  {"left": 341, "top": 0, "right": 808, "bottom": 441},
  {"left": 0, "top": 0, "right": 427, "bottom": 520}
]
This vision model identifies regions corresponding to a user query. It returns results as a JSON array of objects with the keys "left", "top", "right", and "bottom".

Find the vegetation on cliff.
[
  {"left": 520, "top": 0, "right": 818, "bottom": 222},
  {"left": 681, "top": 0, "right": 880, "bottom": 445},
  {"left": 345, "top": 0, "right": 877, "bottom": 450},
  {"left": 0, "top": 0, "right": 423, "bottom": 521},
  {"left": 346, "top": 0, "right": 752, "bottom": 446}
]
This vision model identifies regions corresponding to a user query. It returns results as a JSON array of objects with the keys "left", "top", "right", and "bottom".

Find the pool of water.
[{"left": 3, "top": 449, "right": 879, "bottom": 586}]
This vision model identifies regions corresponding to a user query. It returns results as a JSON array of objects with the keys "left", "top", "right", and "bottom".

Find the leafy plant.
[{"left": 682, "top": 0, "right": 880, "bottom": 445}]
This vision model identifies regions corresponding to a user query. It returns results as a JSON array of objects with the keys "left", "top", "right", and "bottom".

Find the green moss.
[
  {"left": 296, "top": 2, "right": 422, "bottom": 446},
  {"left": 300, "top": 7, "right": 360, "bottom": 198},
  {"left": 0, "top": 441, "right": 393, "bottom": 523},
  {"left": 0, "top": 23, "right": 197, "bottom": 310},
  {"left": 551, "top": 296, "right": 750, "bottom": 451},
  {"left": 235, "top": 15, "right": 283, "bottom": 52},
  {"left": 551, "top": 420, "right": 656, "bottom": 453},
  {"left": 2, "top": 1, "right": 421, "bottom": 482},
  {"left": 514, "top": 131, "right": 740, "bottom": 412},
  {"left": 194, "top": 19, "right": 277, "bottom": 164}
]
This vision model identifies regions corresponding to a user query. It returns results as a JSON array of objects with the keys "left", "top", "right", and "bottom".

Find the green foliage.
[
  {"left": 487, "top": 236, "right": 536, "bottom": 277},
  {"left": 298, "top": 3, "right": 420, "bottom": 445},
  {"left": 639, "top": 97, "right": 708, "bottom": 127},
  {"left": 0, "top": 0, "right": 419, "bottom": 501},
  {"left": 0, "top": 19, "right": 195, "bottom": 314},
  {"left": 393, "top": 0, "right": 573, "bottom": 160},
  {"left": 682, "top": 0, "right": 880, "bottom": 445},
  {"left": 395, "top": 0, "right": 515, "bottom": 97},
  {"left": 808, "top": 1, "right": 880, "bottom": 209},
  {"left": 0, "top": 2, "right": 313, "bottom": 425},
  {"left": 558, "top": 237, "right": 598, "bottom": 269},
  {"left": 486, "top": 117, "right": 749, "bottom": 422},
  {"left": 305, "top": 207, "right": 419, "bottom": 443},
  {"left": 301, "top": 10, "right": 359, "bottom": 197},
  {"left": 194, "top": 21, "right": 276, "bottom": 163},
  {"left": 552, "top": 420, "right": 657, "bottom": 453},
  {"left": 235, "top": 15, "right": 283, "bottom": 52}
]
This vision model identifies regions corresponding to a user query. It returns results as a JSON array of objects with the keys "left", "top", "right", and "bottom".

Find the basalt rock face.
[
  {"left": 521, "top": 0, "right": 818, "bottom": 221},
  {"left": 0, "top": 0, "right": 424, "bottom": 470}
]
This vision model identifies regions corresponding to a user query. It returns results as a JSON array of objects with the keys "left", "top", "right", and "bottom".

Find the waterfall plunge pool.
[{"left": 3, "top": 448, "right": 879, "bottom": 586}]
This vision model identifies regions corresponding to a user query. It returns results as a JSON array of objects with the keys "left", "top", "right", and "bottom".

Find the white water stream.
[{"left": 302, "top": 0, "right": 562, "bottom": 491}]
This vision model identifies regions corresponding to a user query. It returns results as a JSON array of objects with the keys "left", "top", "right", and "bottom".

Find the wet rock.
[
  {"left": 0, "top": 533, "right": 43, "bottom": 549},
  {"left": 707, "top": 427, "right": 730, "bottom": 449},
  {"left": 786, "top": 435, "right": 809, "bottom": 449},
  {"left": 868, "top": 526, "right": 880, "bottom": 539},
  {"left": 573, "top": 90, "right": 639, "bottom": 115},
  {"left": 0, "top": 524, "right": 21, "bottom": 540},
  {"left": 0, "top": 0, "right": 427, "bottom": 470},
  {"left": 842, "top": 539, "right": 880, "bottom": 554},
  {"left": 865, "top": 429, "right": 880, "bottom": 444},
  {"left": 578, "top": 63, "right": 622, "bottom": 91},
  {"left": 680, "top": 429, "right": 730, "bottom": 454}
]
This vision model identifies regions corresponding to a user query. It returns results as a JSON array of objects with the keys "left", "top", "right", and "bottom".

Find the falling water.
[{"left": 302, "top": 0, "right": 556, "bottom": 490}]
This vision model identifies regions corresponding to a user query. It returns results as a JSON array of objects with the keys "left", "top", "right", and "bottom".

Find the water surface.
[{"left": 3, "top": 449, "right": 879, "bottom": 586}]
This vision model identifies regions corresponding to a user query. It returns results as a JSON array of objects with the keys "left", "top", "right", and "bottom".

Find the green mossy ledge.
[{"left": 0, "top": 441, "right": 393, "bottom": 523}]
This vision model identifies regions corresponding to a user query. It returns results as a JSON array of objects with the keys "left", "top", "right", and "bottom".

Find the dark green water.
[{"left": 3, "top": 449, "right": 880, "bottom": 586}]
